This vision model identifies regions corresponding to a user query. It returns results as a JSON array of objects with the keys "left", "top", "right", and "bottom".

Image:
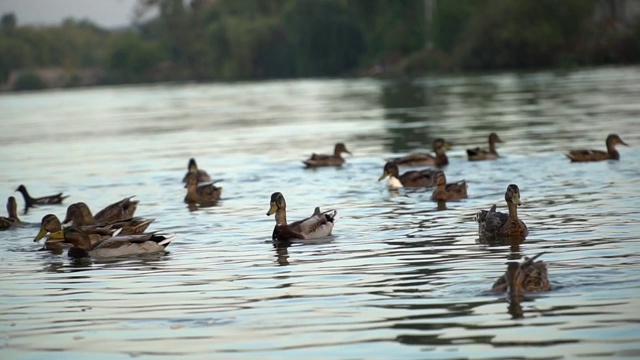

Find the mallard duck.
[
  {"left": 492, "top": 253, "right": 550, "bottom": 294},
  {"left": 266, "top": 192, "right": 337, "bottom": 241},
  {"left": 0, "top": 196, "right": 21, "bottom": 229},
  {"left": 430, "top": 172, "right": 468, "bottom": 201},
  {"left": 15, "top": 184, "right": 69, "bottom": 211},
  {"left": 378, "top": 161, "right": 439, "bottom": 189},
  {"left": 566, "top": 134, "right": 628, "bottom": 162},
  {"left": 34, "top": 214, "right": 117, "bottom": 250},
  {"left": 476, "top": 184, "right": 528, "bottom": 240},
  {"left": 184, "top": 172, "right": 222, "bottom": 205},
  {"left": 182, "top": 158, "right": 212, "bottom": 183},
  {"left": 467, "top": 132, "right": 503, "bottom": 161},
  {"left": 62, "top": 197, "right": 138, "bottom": 226},
  {"left": 388, "top": 138, "right": 450, "bottom": 167},
  {"left": 47, "top": 226, "right": 175, "bottom": 258},
  {"left": 61, "top": 203, "right": 153, "bottom": 234},
  {"left": 303, "top": 143, "right": 352, "bottom": 167}
]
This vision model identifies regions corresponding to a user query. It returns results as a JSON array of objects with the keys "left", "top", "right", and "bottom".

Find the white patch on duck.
[{"left": 387, "top": 176, "right": 403, "bottom": 189}]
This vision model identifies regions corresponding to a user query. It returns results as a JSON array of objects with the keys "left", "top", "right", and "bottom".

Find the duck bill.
[
  {"left": 266, "top": 203, "right": 278, "bottom": 216},
  {"left": 378, "top": 171, "right": 389, "bottom": 182},
  {"left": 33, "top": 228, "right": 47, "bottom": 242},
  {"left": 512, "top": 193, "right": 522, "bottom": 206},
  {"left": 444, "top": 142, "right": 452, "bottom": 150},
  {"left": 621, "top": 141, "right": 628, "bottom": 146},
  {"left": 47, "top": 229, "right": 66, "bottom": 240}
]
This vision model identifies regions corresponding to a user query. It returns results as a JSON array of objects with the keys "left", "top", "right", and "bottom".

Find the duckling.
[
  {"left": 184, "top": 172, "right": 222, "bottom": 205},
  {"left": 388, "top": 138, "right": 450, "bottom": 167},
  {"left": 467, "top": 132, "right": 503, "bottom": 161},
  {"left": 378, "top": 161, "right": 439, "bottom": 189},
  {"left": 15, "top": 184, "right": 69, "bottom": 211},
  {"left": 430, "top": 172, "right": 468, "bottom": 201},
  {"left": 266, "top": 192, "right": 337, "bottom": 241},
  {"left": 182, "top": 158, "right": 212, "bottom": 183},
  {"left": 47, "top": 226, "right": 175, "bottom": 259},
  {"left": 492, "top": 253, "right": 550, "bottom": 294},
  {"left": 476, "top": 184, "right": 528, "bottom": 240},
  {"left": 303, "top": 143, "right": 352, "bottom": 167},
  {"left": 567, "top": 134, "right": 628, "bottom": 162},
  {"left": 0, "top": 196, "right": 21, "bottom": 229}
]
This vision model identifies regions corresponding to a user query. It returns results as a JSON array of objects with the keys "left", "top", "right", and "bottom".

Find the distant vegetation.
[{"left": 1, "top": 0, "right": 639, "bottom": 90}]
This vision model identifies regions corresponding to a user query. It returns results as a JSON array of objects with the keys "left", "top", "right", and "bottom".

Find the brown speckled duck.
[
  {"left": 388, "top": 138, "right": 450, "bottom": 167},
  {"left": 566, "top": 134, "right": 628, "bottom": 162},
  {"left": 184, "top": 172, "right": 222, "bottom": 205},
  {"left": 492, "top": 253, "right": 551, "bottom": 294},
  {"left": 430, "top": 172, "right": 468, "bottom": 201},
  {"left": 378, "top": 161, "right": 440, "bottom": 189},
  {"left": 303, "top": 143, "right": 352, "bottom": 167},
  {"left": 182, "top": 158, "right": 212, "bottom": 183},
  {"left": 34, "top": 214, "right": 117, "bottom": 251},
  {"left": 378, "top": 161, "right": 439, "bottom": 189},
  {"left": 63, "top": 198, "right": 139, "bottom": 227},
  {"left": 467, "top": 133, "right": 503, "bottom": 161},
  {"left": 266, "top": 192, "right": 337, "bottom": 241},
  {"left": 0, "top": 196, "right": 21, "bottom": 229},
  {"left": 476, "top": 184, "right": 528, "bottom": 240}
]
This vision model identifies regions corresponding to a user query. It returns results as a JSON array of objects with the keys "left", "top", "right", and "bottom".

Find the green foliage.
[
  {"left": 1, "top": 0, "right": 640, "bottom": 89},
  {"left": 453, "top": 0, "right": 597, "bottom": 70},
  {"left": 106, "top": 34, "right": 166, "bottom": 82},
  {"left": 13, "top": 72, "right": 46, "bottom": 91}
]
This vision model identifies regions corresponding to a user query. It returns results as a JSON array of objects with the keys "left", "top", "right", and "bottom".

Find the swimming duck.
[
  {"left": 0, "top": 196, "right": 21, "bottom": 229},
  {"left": 430, "top": 172, "right": 468, "bottom": 201},
  {"left": 303, "top": 143, "right": 352, "bottom": 167},
  {"left": 15, "top": 184, "right": 69, "bottom": 211},
  {"left": 378, "top": 161, "right": 439, "bottom": 189},
  {"left": 476, "top": 184, "right": 528, "bottom": 240},
  {"left": 492, "top": 253, "right": 550, "bottom": 294},
  {"left": 388, "top": 138, "right": 450, "bottom": 167},
  {"left": 47, "top": 226, "right": 175, "bottom": 259},
  {"left": 184, "top": 172, "right": 222, "bottom": 205},
  {"left": 62, "top": 199, "right": 154, "bottom": 235},
  {"left": 182, "top": 158, "right": 212, "bottom": 183},
  {"left": 34, "top": 214, "right": 118, "bottom": 250},
  {"left": 467, "top": 132, "right": 503, "bottom": 161},
  {"left": 266, "top": 192, "right": 337, "bottom": 241},
  {"left": 566, "top": 134, "right": 628, "bottom": 162},
  {"left": 62, "top": 197, "right": 138, "bottom": 226}
]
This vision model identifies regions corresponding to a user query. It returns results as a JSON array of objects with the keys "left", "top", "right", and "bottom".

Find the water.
[{"left": 1, "top": 67, "right": 639, "bottom": 359}]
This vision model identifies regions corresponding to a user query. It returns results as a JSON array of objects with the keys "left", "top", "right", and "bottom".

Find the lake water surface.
[{"left": 1, "top": 67, "right": 639, "bottom": 359}]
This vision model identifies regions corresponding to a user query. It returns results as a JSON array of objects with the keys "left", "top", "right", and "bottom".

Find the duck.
[
  {"left": 467, "top": 132, "right": 503, "bottom": 161},
  {"left": 492, "top": 253, "right": 551, "bottom": 294},
  {"left": 266, "top": 192, "right": 337, "bottom": 241},
  {"left": 184, "top": 172, "right": 222, "bottom": 205},
  {"left": 566, "top": 134, "right": 628, "bottom": 162},
  {"left": 15, "top": 184, "right": 69, "bottom": 211},
  {"left": 182, "top": 158, "right": 212, "bottom": 183},
  {"left": 61, "top": 203, "right": 153, "bottom": 234},
  {"left": 62, "top": 197, "right": 138, "bottom": 226},
  {"left": 378, "top": 161, "right": 439, "bottom": 189},
  {"left": 476, "top": 184, "right": 528, "bottom": 240},
  {"left": 303, "top": 143, "right": 352, "bottom": 167},
  {"left": 430, "top": 172, "right": 468, "bottom": 201},
  {"left": 33, "top": 214, "right": 117, "bottom": 251},
  {"left": 47, "top": 226, "right": 175, "bottom": 259},
  {"left": 388, "top": 138, "right": 450, "bottom": 167},
  {"left": 0, "top": 196, "right": 21, "bottom": 230}
]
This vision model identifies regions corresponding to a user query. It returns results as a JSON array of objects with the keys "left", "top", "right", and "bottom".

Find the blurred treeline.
[{"left": 1, "top": 0, "right": 640, "bottom": 90}]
